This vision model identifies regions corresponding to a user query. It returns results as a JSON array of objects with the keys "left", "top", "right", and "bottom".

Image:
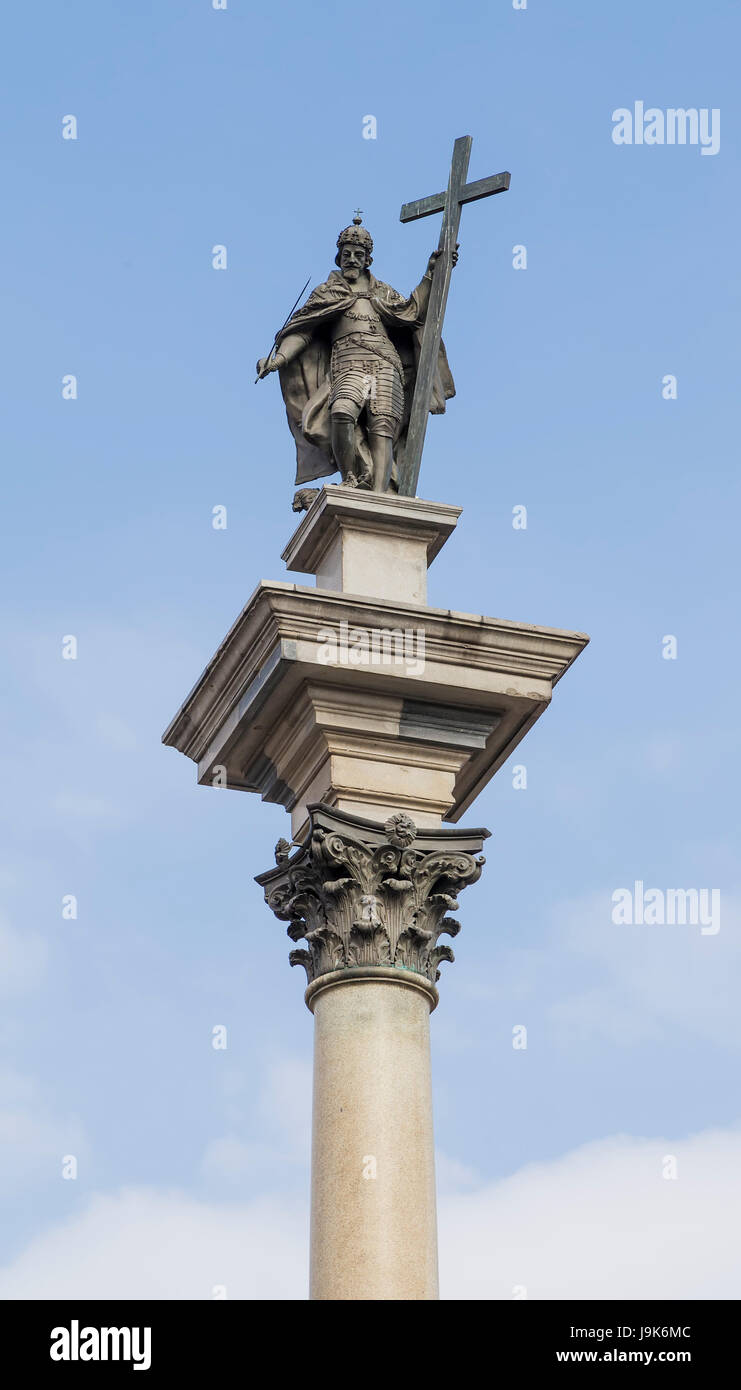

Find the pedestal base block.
[{"left": 282, "top": 485, "right": 461, "bottom": 606}]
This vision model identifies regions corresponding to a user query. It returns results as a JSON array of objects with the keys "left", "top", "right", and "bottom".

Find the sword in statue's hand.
[{"left": 255, "top": 276, "right": 311, "bottom": 383}]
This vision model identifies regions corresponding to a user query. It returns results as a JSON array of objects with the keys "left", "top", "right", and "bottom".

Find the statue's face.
[{"left": 339, "top": 243, "right": 368, "bottom": 280}]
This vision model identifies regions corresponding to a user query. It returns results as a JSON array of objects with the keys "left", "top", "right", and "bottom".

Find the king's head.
[{"left": 335, "top": 213, "right": 373, "bottom": 279}]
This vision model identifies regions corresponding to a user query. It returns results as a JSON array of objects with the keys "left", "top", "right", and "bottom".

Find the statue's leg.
[
  {"left": 366, "top": 365, "right": 403, "bottom": 492},
  {"left": 353, "top": 405, "right": 374, "bottom": 489},
  {"left": 368, "top": 428, "right": 394, "bottom": 492},
  {"left": 330, "top": 404, "right": 361, "bottom": 487}
]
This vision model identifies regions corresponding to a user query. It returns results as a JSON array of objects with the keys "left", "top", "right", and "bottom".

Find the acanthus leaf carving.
[{"left": 256, "top": 805, "right": 488, "bottom": 989}]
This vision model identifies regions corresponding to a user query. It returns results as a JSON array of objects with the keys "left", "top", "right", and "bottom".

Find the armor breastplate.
[{"left": 331, "top": 293, "right": 385, "bottom": 344}]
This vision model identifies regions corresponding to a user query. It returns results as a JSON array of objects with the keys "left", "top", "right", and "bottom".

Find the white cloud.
[
  {"left": 2, "top": 1125, "right": 739, "bottom": 1299},
  {"left": 52, "top": 792, "right": 118, "bottom": 820},
  {"left": 95, "top": 715, "right": 138, "bottom": 752},
  {"left": 0, "top": 1189, "right": 307, "bottom": 1300},
  {"left": 200, "top": 1057, "right": 312, "bottom": 1186},
  {"left": 438, "top": 1125, "right": 741, "bottom": 1300},
  {"left": 0, "top": 917, "right": 48, "bottom": 998},
  {"left": 467, "top": 891, "right": 741, "bottom": 1051},
  {"left": 201, "top": 1137, "right": 279, "bottom": 1184},
  {"left": 548, "top": 892, "right": 741, "bottom": 1050},
  {"left": 0, "top": 1069, "right": 87, "bottom": 1185},
  {"left": 256, "top": 1057, "right": 312, "bottom": 1152},
  {"left": 435, "top": 1150, "right": 480, "bottom": 1196}
]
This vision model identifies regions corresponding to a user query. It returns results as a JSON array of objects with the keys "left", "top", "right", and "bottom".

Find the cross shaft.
[{"left": 397, "top": 137, "right": 510, "bottom": 497}]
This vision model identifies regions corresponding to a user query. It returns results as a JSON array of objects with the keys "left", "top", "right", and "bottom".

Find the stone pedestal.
[
  {"left": 282, "top": 485, "right": 460, "bottom": 605},
  {"left": 162, "top": 484, "right": 588, "bottom": 1300},
  {"left": 162, "top": 490, "right": 587, "bottom": 841}
]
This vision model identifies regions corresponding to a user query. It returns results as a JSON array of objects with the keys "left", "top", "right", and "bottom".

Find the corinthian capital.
[{"left": 256, "top": 804, "right": 488, "bottom": 990}]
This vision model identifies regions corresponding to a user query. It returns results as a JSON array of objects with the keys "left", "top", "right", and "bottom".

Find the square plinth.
[{"left": 282, "top": 486, "right": 461, "bottom": 606}]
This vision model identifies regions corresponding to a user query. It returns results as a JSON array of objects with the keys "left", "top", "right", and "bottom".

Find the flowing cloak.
[{"left": 274, "top": 269, "right": 456, "bottom": 486}]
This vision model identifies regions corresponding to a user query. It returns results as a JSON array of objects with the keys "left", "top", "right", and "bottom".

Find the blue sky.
[{"left": 1, "top": 0, "right": 739, "bottom": 1297}]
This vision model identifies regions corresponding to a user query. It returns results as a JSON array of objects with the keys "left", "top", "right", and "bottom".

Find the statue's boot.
[
  {"left": 370, "top": 434, "right": 394, "bottom": 492},
  {"left": 331, "top": 417, "right": 358, "bottom": 487}
]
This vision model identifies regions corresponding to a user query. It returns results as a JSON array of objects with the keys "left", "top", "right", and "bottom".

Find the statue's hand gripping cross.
[{"left": 397, "top": 136, "right": 510, "bottom": 497}]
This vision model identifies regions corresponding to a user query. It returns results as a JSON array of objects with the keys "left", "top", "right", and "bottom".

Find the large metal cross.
[{"left": 397, "top": 136, "right": 510, "bottom": 497}]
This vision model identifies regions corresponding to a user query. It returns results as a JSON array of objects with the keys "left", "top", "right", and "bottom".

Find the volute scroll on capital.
[{"left": 255, "top": 803, "right": 489, "bottom": 992}]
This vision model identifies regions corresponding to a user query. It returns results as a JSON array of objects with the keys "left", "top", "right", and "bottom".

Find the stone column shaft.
[
  {"left": 308, "top": 972, "right": 438, "bottom": 1300},
  {"left": 257, "top": 804, "right": 489, "bottom": 1301}
]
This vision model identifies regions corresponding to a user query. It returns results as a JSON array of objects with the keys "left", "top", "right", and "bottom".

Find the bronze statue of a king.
[{"left": 256, "top": 215, "right": 456, "bottom": 495}]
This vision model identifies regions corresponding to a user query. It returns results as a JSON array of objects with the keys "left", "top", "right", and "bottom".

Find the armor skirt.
[{"left": 329, "top": 335, "right": 404, "bottom": 429}]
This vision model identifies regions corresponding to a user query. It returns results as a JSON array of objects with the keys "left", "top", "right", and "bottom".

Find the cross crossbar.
[{"left": 400, "top": 171, "right": 510, "bottom": 224}]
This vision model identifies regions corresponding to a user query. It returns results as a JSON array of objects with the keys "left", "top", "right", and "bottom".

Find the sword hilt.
[{"left": 254, "top": 343, "right": 277, "bottom": 384}]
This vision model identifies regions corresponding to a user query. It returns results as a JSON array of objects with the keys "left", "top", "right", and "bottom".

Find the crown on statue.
[{"left": 335, "top": 212, "right": 373, "bottom": 266}]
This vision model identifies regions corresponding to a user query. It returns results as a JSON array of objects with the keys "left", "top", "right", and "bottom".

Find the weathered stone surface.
[
  {"left": 309, "top": 975, "right": 438, "bottom": 1300},
  {"left": 256, "top": 803, "right": 488, "bottom": 990},
  {"left": 282, "top": 485, "right": 460, "bottom": 605},
  {"left": 161, "top": 573, "right": 588, "bottom": 836}
]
